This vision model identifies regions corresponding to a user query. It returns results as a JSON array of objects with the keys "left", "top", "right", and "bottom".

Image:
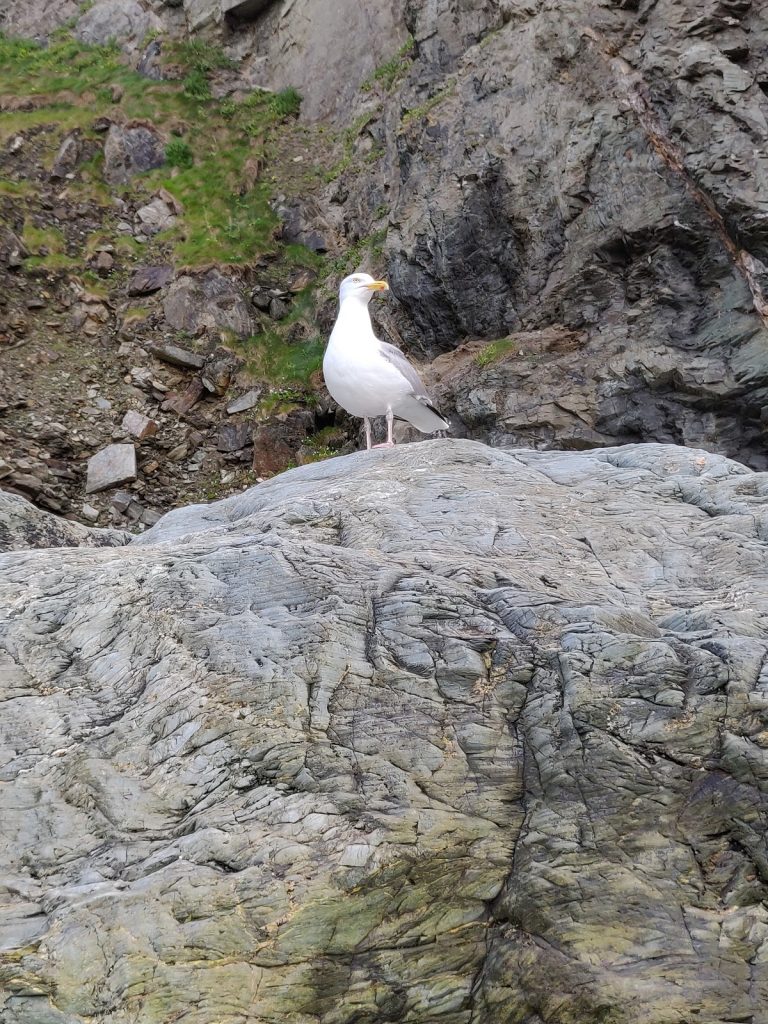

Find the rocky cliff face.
[
  {"left": 327, "top": 0, "right": 768, "bottom": 465},
  {"left": 2, "top": 440, "right": 768, "bottom": 1023}
]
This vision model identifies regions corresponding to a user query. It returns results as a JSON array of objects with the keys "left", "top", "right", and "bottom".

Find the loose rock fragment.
[
  {"left": 147, "top": 342, "right": 205, "bottom": 370},
  {"left": 121, "top": 409, "right": 158, "bottom": 440},
  {"left": 127, "top": 264, "right": 173, "bottom": 296},
  {"left": 85, "top": 443, "right": 137, "bottom": 493}
]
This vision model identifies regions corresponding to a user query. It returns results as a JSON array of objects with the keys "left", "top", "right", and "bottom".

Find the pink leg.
[
  {"left": 373, "top": 409, "right": 395, "bottom": 449},
  {"left": 364, "top": 417, "right": 372, "bottom": 451}
]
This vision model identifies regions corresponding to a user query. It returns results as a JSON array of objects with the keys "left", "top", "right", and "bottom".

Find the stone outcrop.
[
  {"left": 326, "top": 0, "right": 768, "bottom": 469},
  {"left": 0, "top": 490, "right": 129, "bottom": 550},
  {"left": 2, "top": 440, "right": 767, "bottom": 1022}
]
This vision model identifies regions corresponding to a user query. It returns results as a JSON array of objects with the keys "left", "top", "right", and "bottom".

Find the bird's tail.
[{"left": 394, "top": 395, "right": 449, "bottom": 433}]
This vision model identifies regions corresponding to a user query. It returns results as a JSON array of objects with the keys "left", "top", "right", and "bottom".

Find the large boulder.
[
  {"left": 0, "top": 0, "right": 79, "bottom": 39},
  {"left": 1, "top": 439, "right": 767, "bottom": 1022},
  {"left": 75, "top": 0, "right": 151, "bottom": 48}
]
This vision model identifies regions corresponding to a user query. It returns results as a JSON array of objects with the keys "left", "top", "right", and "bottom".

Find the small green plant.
[
  {"left": 474, "top": 338, "right": 516, "bottom": 368},
  {"left": 401, "top": 84, "right": 453, "bottom": 127},
  {"left": 173, "top": 39, "right": 235, "bottom": 74},
  {"left": 182, "top": 68, "right": 211, "bottom": 101},
  {"left": 165, "top": 138, "right": 193, "bottom": 168},
  {"left": 219, "top": 97, "right": 237, "bottom": 119},
  {"left": 362, "top": 36, "right": 414, "bottom": 92},
  {"left": 323, "top": 110, "right": 377, "bottom": 182},
  {"left": 269, "top": 87, "right": 301, "bottom": 119}
]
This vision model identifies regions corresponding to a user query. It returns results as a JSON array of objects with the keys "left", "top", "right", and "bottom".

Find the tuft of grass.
[
  {"left": 362, "top": 36, "right": 415, "bottom": 93},
  {"left": 0, "top": 33, "right": 122, "bottom": 98},
  {"left": 172, "top": 39, "right": 235, "bottom": 75},
  {"left": 182, "top": 68, "right": 211, "bottom": 102},
  {"left": 401, "top": 84, "right": 454, "bottom": 127},
  {"left": 0, "top": 178, "right": 32, "bottom": 196},
  {"left": 165, "top": 137, "right": 193, "bottom": 168},
  {"left": 269, "top": 87, "right": 301, "bottom": 119},
  {"left": 474, "top": 338, "right": 516, "bottom": 368}
]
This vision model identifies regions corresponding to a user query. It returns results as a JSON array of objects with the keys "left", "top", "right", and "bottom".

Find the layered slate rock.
[
  {"left": 1, "top": 440, "right": 767, "bottom": 1023},
  {"left": 331, "top": 0, "right": 768, "bottom": 468}
]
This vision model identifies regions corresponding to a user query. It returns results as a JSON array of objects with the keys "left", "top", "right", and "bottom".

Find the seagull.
[{"left": 323, "top": 272, "right": 449, "bottom": 449}]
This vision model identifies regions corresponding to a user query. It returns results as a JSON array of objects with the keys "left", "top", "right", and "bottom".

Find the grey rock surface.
[
  {"left": 0, "top": 490, "right": 129, "bottom": 551},
  {"left": 85, "top": 443, "right": 137, "bottom": 493},
  {"left": 2, "top": 439, "right": 767, "bottom": 1022},
  {"left": 163, "top": 269, "right": 254, "bottom": 339},
  {"left": 0, "top": 0, "right": 79, "bottom": 39},
  {"left": 103, "top": 124, "right": 165, "bottom": 186},
  {"left": 126, "top": 264, "right": 174, "bottom": 295},
  {"left": 75, "top": 0, "right": 151, "bottom": 49}
]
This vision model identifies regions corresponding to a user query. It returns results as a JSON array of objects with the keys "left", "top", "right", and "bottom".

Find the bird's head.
[{"left": 339, "top": 272, "right": 389, "bottom": 305}]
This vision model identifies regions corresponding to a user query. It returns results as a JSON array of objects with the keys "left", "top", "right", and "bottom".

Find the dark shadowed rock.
[
  {"left": 221, "top": 0, "right": 275, "bottom": 23},
  {"left": 216, "top": 421, "right": 251, "bottom": 452},
  {"left": 252, "top": 406, "right": 315, "bottom": 475},
  {"left": 103, "top": 123, "right": 165, "bottom": 185},
  {"left": 1, "top": 440, "right": 767, "bottom": 1022},
  {"left": 276, "top": 197, "right": 332, "bottom": 252},
  {"left": 127, "top": 264, "right": 173, "bottom": 296}
]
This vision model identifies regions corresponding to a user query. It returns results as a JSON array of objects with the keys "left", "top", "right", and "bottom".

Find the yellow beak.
[{"left": 366, "top": 280, "right": 389, "bottom": 291}]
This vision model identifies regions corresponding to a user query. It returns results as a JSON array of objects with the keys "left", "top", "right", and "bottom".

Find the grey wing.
[
  {"left": 377, "top": 340, "right": 431, "bottom": 399},
  {"left": 377, "top": 340, "right": 447, "bottom": 423}
]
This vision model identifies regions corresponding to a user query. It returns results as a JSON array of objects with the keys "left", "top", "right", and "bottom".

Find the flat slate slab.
[{"left": 85, "top": 443, "right": 137, "bottom": 493}]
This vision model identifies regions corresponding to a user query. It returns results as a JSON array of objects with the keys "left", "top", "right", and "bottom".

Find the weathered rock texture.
[
  {"left": 0, "top": 491, "right": 130, "bottom": 551},
  {"left": 2, "top": 440, "right": 768, "bottom": 1022}
]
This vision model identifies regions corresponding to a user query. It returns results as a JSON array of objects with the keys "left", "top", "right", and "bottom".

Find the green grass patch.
[
  {"left": 22, "top": 222, "right": 66, "bottom": 255},
  {"left": 165, "top": 137, "right": 193, "bottom": 168},
  {"left": 1, "top": 27, "right": 323, "bottom": 374},
  {"left": 182, "top": 68, "right": 211, "bottom": 102},
  {"left": 474, "top": 338, "right": 516, "bottom": 368},
  {"left": 0, "top": 32, "right": 122, "bottom": 97},
  {"left": 0, "top": 177, "right": 32, "bottom": 196},
  {"left": 269, "top": 87, "right": 301, "bottom": 119},
  {"left": 362, "top": 36, "right": 414, "bottom": 93},
  {"left": 244, "top": 331, "right": 324, "bottom": 386},
  {"left": 171, "top": 39, "right": 235, "bottom": 75}
]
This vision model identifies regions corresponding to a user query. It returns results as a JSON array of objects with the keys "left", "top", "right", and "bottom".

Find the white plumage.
[{"left": 323, "top": 272, "right": 449, "bottom": 449}]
